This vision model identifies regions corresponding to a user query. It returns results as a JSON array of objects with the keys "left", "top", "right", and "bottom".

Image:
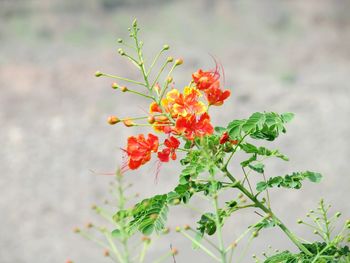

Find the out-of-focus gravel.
[{"left": 1, "top": 1, "right": 349, "bottom": 262}]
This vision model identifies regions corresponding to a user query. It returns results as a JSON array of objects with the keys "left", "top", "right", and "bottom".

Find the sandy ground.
[{"left": 1, "top": 0, "right": 350, "bottom": 262}]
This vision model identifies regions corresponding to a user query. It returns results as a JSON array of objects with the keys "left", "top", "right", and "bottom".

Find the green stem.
[
  {"left": 100, "top": 72, "right": 146, "bottom": 87},
  {"left": 223, "top": 169, "right": 312, "bottom": 256},
  {"left": 213, "top": 195, "right": 227, "bottom": 263},
  {"left": 180, "top": 230, "right": 221, "bottom": 262}
]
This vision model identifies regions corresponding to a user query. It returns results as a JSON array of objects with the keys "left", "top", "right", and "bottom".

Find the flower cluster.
[
  {"left": 108, "top": 68, "right": 231, "bottom": 170},
  {"left": 96, "top": 23, "right": 231, "bottom": 170}
]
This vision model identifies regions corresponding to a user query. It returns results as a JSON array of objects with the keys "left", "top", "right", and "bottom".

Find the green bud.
[
  {"left": 118, "top": 48, "right": 125, "bottom": 56},
  {"left": 167, "top": 56, "right": 174, "bottom": 63},
  {"left": 297, "top": 219, "right": 303, "bottom": 224},
  {"left": 163, "top": 44, "right": 170, "bottom": 50},
  {"left": 95, "top": 71, "right": 103, "bottom": 77},
  {"left": 117, "top": 38, "right": 123, "bottom": 43},
  {"left": 252, "top": 231, "right": 259, "bottom": 238},
  {"left": 132, "top": 19, "right": 137, "bottom": 28},
  {"left": 112, "top": 83, "right": 119, "bottom": 89},
  {"left": 175, "top": 226, "right": 181, "bottom": 232},
  {"left": 335, "top": 212, "right": 341, "bottom": 218}
]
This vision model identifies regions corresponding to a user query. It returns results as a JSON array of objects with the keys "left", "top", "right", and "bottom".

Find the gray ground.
[{"left": 1, "top": 0, "right": 350, "bottom": 262}]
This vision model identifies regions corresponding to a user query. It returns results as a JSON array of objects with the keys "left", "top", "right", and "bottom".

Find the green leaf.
[
  {"left": 240, "top": 143, "right": 289, "bottom": 161},
  {"left": 256, "top": 171, "right": 322, "bottom": 192},
  {"left": 242, "top": 112, "right": 266, "bottom": 133},
  {"left": 214, "top": 126, "right": 226, "bottom": 135},
  {"left": 256, "top": 181, "right": 267, "bottom": 192},
  {"left": 127, "top": 195, "right": 169, "bottom": 235},
  {"left": 281, "top": 112, "right": 294, "bottom": 123},
  {"left": 227, "top": 119, "right": 245, "bottom": 139},
  {"left": 248, "top": 163, "right": 265, "bottom": 173},
  {"left": 197, "top": 213, "right": 217, "bottom": 236}
]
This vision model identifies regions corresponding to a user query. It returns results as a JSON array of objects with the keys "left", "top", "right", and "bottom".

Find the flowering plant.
[{"left": 90, "top": 20, "right": 350, "bottom": 262}]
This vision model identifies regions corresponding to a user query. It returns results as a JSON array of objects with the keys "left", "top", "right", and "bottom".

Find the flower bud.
[
  {"left": 167, "top": 56, "right": 174, "bottom": 63},
  {"left": 108, "top": 116, "right": 120, "bottom": 125},
  {"left": 252, "top": 231, "right": 259, "bottom": 238},
  {"left": 85, "top": 222, "right": 94, "bottom": 228},
  {"left": 123, "top": 119, "right": 134, "bottom": 127},
  {"left": 73, "top": 227, "right": 80, "bottom": 233},
  {"left": 91, "top": 204, "right": 97, "bottom": 210},
  {"left": 65, "top": 260, "right": 73, "bottom": 263},
  {"left": 121, "top": 86, "right": 128, "bottom": 92},
  {"left": 162, "top": 227, "right": 170, "bottom": 234},
  {"left": 148, "top": 116, "right": 155, "bottom": 124},
  {"left": 167, "top": 76, "right": 173, "bottom": 83},
  {"left": 95, "top": 71, "right": 102, "bottom": 77},
  {"left": 335, "top": 212, "right": 341, "bottom": 218},
  {"left": 163, "top": 44, "right": 170, "bottom": 50},
  {"left": 175, "top": 58, "right": 183, "bottom": 66},
  {"left": 184, "top": 224, "right": 190, "bottom": 230},
  {"left": 112, "top": 82, "right": 119, "bottom": 89},
  {"left": 297, "top": 219, "right": 303, "bottom": 224},
  {"left": 175, "top": 226, "right": 181, "bottom": 232},
  {"left": 118, "top": 48, "right": 125, "bottom": 56},
  {"left": 132, "top": 19, "right": 137, "bottom": 28},
  {"left": 117, "top": 38, "right": 123, "bottom": 43},
  {"left": 141, "top": 236, "right": 151, "bottom": 243},
  {"left": 103, "top": 249, "right": 109, "bottom": 257},
  {"left": 171, "top": 248, "right": 178, "bottom": 255},
  {"left": 172, "top": 199, "right": 180, "bottom": 205}
]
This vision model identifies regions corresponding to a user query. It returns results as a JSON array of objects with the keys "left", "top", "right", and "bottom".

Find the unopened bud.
[
  {"left": 150, "top": 213, "right": 158, "bottom": 220},
  {"left": 95, "top": 71, "right": 102, "bottom": 77},
  {"left": 121, "top": 86, "right": 128, "bottom": 92},
  {"left": 172, "top": 199, "right": 180, "bottom": 205},
  {"left": 167, "top": 56, "right": 174, "bottom": 63},
  {"left": 147, "top": 116, "right": 155, "bottom": 124},
  {"left": 313, "top": 230, "right": 319, "bottom": 234},
  {"left": 297, "top": 219, "right": 303, "bottom": 224},
  {"left": 118, "top": 48, "right": 125, "bottom": 56},
  {"left": 91, "top": 204, "right": 97, "bottom": 210},
  {"left": 117, "top": 38, "right": 123, "bottom": 43},
  {"left": 108, "top": 116, "right": 120, "bottom": 125},
  {"left": 167, "top": 76, "right": 173, "bottom": 83},
  {"left": 103, "top": 249, "right": 109, "bottom": 257},
  {"left": 252, "top": 231, "right": 259, "bottom": 237},
  {"left": 65, "top": 260, "right": 73, "bottom": 263},
  {"left": 123, "top": 119, "right": 134, "bottom": 127},
  {"left": 132, "top": 19, "right": 137, "bottom": 28},
  {"left": 73, "top": 227, "right": 80, "bottom": 233},
  {"left": 86, "top": 222, "right": 94, "bottom": 228},
  {"left": 184, "top": 224, "right": 190, "bottom": 230},
  {"left": 141, "top": 236, "right": 151, "bottom": 243},
  {"left": 112, "top": 82, "right": 119, "bottom": 89},
  {"left": 171, "top": 248, "right": 178, "bottom": 255},
  {"left": 335, "top": 212, "right": 341, "bottom": 218},
  {"left": 162, "top": 227, "right": 170, "bottom": 234},
  {"left": 175, "top": 58, "right": 183, "bottom": 66},
  {"left": 163, "top": 44, "right": 170, "bottom": 50},
  {"left": 175, "top": 226, "right": 181, "bottom": 232}
]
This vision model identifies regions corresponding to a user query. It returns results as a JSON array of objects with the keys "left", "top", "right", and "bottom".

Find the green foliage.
[
  {"left": 197, "top": 213, "right": 217, "bottom": 236},
  {"left": 125, "top": 194, "right": 169, "bottom": 235},
  {"left": 256, "top": 171, "right": 322, "bottom": 192},
  {"left": 227, "top": 112, "right": 294, "bottom": 141}
]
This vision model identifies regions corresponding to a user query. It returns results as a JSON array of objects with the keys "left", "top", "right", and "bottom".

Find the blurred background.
[{"left": 1, "top": 0, "right": 350, "bottom": 262}]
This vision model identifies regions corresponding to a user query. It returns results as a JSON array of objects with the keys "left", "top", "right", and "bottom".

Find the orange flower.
[
  {"left": 126, "top": 133, "right": 159, "bottom": 169},
  {"left": 158, "top": 136, "right": 180, "bottom": 162},
  {"left": 175, "top": 113, "right": 213, "bottom": 140},
  {"left": 192, "top": 69, "right": 220, "bottom": 91},
  {"left": 162, "top": 87, "right": 206, "bottom": 117},
  {"left": 204, "top": 81, "right": 231, "bottom": 106}
]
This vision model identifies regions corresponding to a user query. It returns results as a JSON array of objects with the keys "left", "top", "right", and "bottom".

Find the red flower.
[
  {"left": 158, "top": 136, "right": 180, "bottom": 162},
  {"left": 192, "top": 69, "right": 220, "bottom": 91},
  {"left": 175, "top": 113, "right": 214, "bottom": 140},
  {"left": 126, "top": 133, "right": 159, "bottom": 169},
  {"left": 219, "top": 132, "right": 229, "bottom": 144},
  {"left": 219, "top": 132, "right": 239, "bottom": 145},
  {"left": 204, "top": 81, "right": 231, "bottom": 106}
]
